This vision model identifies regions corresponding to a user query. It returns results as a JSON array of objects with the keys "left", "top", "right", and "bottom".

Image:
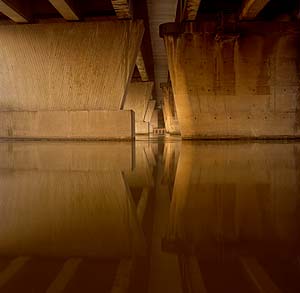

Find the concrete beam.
[
  {"left": 183, "top": 0, "right": 202, "bottom": 21},
  {"left": 48, "top": 0, "right": 80, "bottom": 21},
  {"left": 111, "top": 0, "right": 149, "bottom": 82},
  {"left": 111, "top": 0, "right": 132, "bottom": 19},
  {"left": 136, "top": 50, "right": 149, "bottom": 81},
  {"left": 0, "top": 0, "right": 31, "bottom": 23},
  {"left": 240, "top": 0, "right": 270, "bottom": 20},
  {"left": 144, "top": 100, "right": 156, "bottom": 123}
]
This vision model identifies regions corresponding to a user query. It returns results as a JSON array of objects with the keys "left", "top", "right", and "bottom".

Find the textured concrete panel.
[
  {"left": 0, "top": 21, "right": 144, "bottom": 111},
  {"left": 123, "top": 81, "right": 153, "bottom": 134},
  {"left": 135, "top": 121, "right": 149, "bottom": 134},
  {"left": 144, "top": 100, "right": 156, "bottom": 122},
  {"left": 0, "top": 110, "right": 134, "bottom": 140},
  {"left": 124, "top": 82, "right": 154, "bottom": 121},
  {"left": 150, "top": 109, "right": 159, "bottom": 130},
  {"left": 163, "top": 25, "right": 300, "bottom": 138}
]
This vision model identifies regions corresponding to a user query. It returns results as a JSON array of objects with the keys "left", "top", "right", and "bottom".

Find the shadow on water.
[{"left": 0, "top": 139, "right": 299, "bottom": 292}]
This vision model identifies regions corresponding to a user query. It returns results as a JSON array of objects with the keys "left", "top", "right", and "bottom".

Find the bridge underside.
[{"left": 0, "top": 0, "right": 299, "bottom": 139}]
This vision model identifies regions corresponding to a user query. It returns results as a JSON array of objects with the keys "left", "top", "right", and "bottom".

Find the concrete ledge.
[{"left": 0, "top": 110, "right": 135, "bottom": 140}]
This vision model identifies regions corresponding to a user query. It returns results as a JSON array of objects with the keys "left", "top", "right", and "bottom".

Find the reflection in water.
[
  {"left": 0, "top": 140, "right": 299, "bottom": 292},
  {"left": 166, "top": 142, "right": 300, "bottom": 293}
]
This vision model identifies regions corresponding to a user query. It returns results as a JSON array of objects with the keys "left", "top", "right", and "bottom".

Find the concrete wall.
[
  {"left": 0, "top": 21, "right": 143, "bottom": 111},
  {"left": 144, "top": 100, "right": 156, "bottom": 122},
  {"left": 0, "top": 110, "right": 134, "bottom": 140},
  {"left": 0, "top": 20, "right": 143, "bottom": 139},
  {"left": 123, "top": 81, "right": 153, "bottom": 134},
  {"left": 162, "top": 22, "right": 300, "bottom": 139},
  {"left": 124, "top": 82, "right": 154, "bottom": 121},
  {"left": 136, "top": 121, "right": 149, "bottom": 134},
  {"left": 161, "top": 82, "right": 180, "bottom": 135},
  {"left": 149, "top": 109, "right": 159, "bottom": 133}
]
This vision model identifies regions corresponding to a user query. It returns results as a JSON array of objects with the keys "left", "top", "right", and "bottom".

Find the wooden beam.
[
  {"left": 111, "top": 0, "right": 132, "bottom": 19},
  {"left": 136, "top": 50, "right": 149, "bottom": 81},
  {"left": 0, "top": 0, "right": 31, "bottom": 23},
  {"left": 183, "top": 0, "right": 202, "bottom": 21},
  {"left": 48, "top": 0, "right": 80, "bottom": 21},
  {"left": 240, "top": 0, "right": 270, "bottom": 20}
]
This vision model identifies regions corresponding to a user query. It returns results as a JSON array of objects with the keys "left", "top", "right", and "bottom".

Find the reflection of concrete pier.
[
  {"left": 0, "top": 140, "right": 300, "bottom": 292},
  {"left": 163, "top": 141, "right": 300, "bottom": 292}
]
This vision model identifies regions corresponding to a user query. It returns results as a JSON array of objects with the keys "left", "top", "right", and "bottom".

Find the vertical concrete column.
[{"left": 160, "top": 22, "right": 300, "bottom": 139}]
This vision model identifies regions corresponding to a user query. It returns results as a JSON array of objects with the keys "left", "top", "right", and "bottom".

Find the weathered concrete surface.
[
  {"left": 123, "top": 81, "right": 153, "bottom": 134},
  {"left": 124, "top": 82, "right": 154, "bottom": 121},
  {"left": 0, "top": 110, "right": 134, "bottom": 140},
  {"left": 150, "top": 109, "right": 159, "bottom": 133},
  {"left": 161, "top": 82, "right": 180, "bottom": 135},
  {"left": 161, "top": 22, "right": 300, "bottom": 139},
  {"left": 135, "top": 121, "right": 149, "bottom": 134},
  {"left": 144, "top": 100, "right": 156, "bottom": 123},
  {"left": 0, "top": 21, "right": 143, "bottom": 111}
]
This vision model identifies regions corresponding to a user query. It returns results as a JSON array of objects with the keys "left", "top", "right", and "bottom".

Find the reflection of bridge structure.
[
  {"left": 0, "top": 141, "right": 152, "bottom": 292},
  {"left": 0, "top": 140, "right": 299, "bottom": 291}
]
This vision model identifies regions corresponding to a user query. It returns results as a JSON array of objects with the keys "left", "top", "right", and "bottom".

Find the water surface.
[{"left": 0, "top": 138, "right": 299, "bottom": 292}]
